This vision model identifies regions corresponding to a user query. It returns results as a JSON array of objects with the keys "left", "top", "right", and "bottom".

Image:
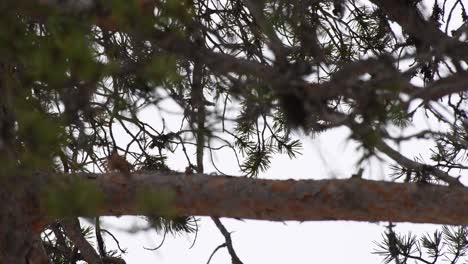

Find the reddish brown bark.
[
  {"left": 40, "top": 171, "right": 468, "bottom": 226},
  {"left": 0, "top": 189, "right": 49, "bottom": 264}
]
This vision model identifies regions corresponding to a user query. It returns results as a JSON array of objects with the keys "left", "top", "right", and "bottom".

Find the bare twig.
[
  {"left": 212, "top": 217, "right": 244, "bottom": 264},
  {"left": 207, "top": 243, "right": 227, "bottom": 264}
]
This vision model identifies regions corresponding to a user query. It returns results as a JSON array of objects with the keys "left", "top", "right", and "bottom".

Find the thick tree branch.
[{"left": 39, "top": 171, "right": 468, "bottom": 225}]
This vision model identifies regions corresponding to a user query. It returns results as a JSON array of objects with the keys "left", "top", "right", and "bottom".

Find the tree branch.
[
  {"left": 374, "top": 139, "right": 462, "bottom": 186},
  {"left": 369, "top": 0, "right": 468, "bottom": 61},
  {"left": 411, "top": 71, "right": 468, "bottom": 102},
  {"left": 61, "top": 218, "right": 103, "bottom": 264},
  {"left": 38, "top": 171, "right": 468, "bottom": 225},
  {"left": 212, "top": 217, "right": 244, "bottom": 264}
]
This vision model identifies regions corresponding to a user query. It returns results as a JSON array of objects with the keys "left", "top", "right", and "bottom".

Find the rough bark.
[
  {"left": 0, "top": 56, "right": 49, "bottom": 264},
  {"left": 37, "top": 171, "right": 468, "bottom": 226},
  {"left": 0, "top": 189, "right": 49, "bottom": 264}
]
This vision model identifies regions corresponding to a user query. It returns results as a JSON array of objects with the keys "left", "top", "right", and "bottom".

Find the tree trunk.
[
  {"left": 0, "top": 63, "right": 48, "bottom": 263},
  {"left": 0, "top": 189, "right": 49, "bottom": 264}
]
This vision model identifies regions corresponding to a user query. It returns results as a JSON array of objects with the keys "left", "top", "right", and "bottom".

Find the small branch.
[
  {"left": 101, "top": 229, "right": 127, "bottom": 254},
  {"left": 95, "top": 217, "right": 106, "bottom": 257},
  {"left": 212, "top": 217, "right": 244, "bottom": 264},
  {"left": 411, "top": 71, "right": 468, "bottom": 102},
  {"left": 241, "top": 0, "right": 286, "bottom": 61},
  {"left": 339, "top": 113, "right": 463, "bottom": 187},
  {"left": 50, "top": 223, "right": 73, "bottom": 259},
  {"left": 207, "top": 243, "right": 227, "bottom": 264},
  {"left": 370, "top": 0, "right": 468, "bottom": 61},
  {"left": 375, "top": 139, "right": 462, "bottom": 187},
  {"left": 61, "top": 218, "right": 103, "bottom": 264}
]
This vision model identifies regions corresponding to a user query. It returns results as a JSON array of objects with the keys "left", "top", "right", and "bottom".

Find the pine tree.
[{"left": 0, "top": 0, "right": 467, "bottom": 263}]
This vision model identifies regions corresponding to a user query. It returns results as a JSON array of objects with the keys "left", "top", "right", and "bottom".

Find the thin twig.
[
  {"left": 207, "top": 243, "right": 227, "bottom": 264},
  {"left": 212, "top": 217, "right": 244, "bottom": 264}
]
